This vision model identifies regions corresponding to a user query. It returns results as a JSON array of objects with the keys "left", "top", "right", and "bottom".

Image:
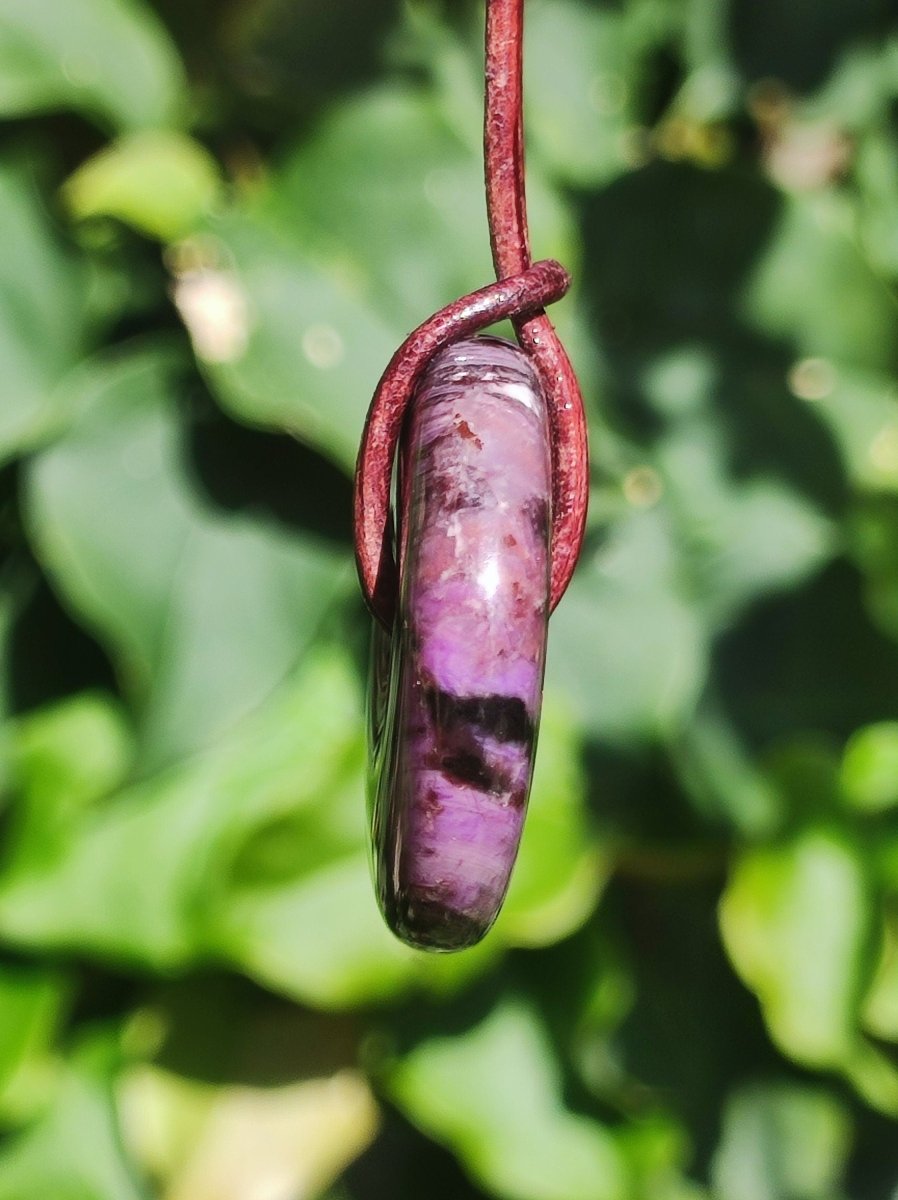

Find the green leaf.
[
  {"left": 496, "top": 694, "right": 606, "bottom": 946},
  {"left": 388, "top": 996, "right": 628, "bottom": 1200},
  {"left": 841, "top": 722, "right": 898, "bottom": 813},
  {"left": 762, "top": 737, "right": 844, "bottom": 828},
  {"left": 638, "top": 345, "right": 836, "bottom": 624},
  {"left": 655, "top": 420, "right": 834, "bottom": 625},
  {"left": 63, "top": 132, "right": 222, "bottom": 243},
  {"left": 118, "top": 1061, "right": 379, "bottom": 1200},
  {"left": 10, "top": 692, "right": 133, "bottom": 818},
  {"left": 671, "top": 700, "right": 782, "bottom": 836},
  {"left": 216, "top": 854, "right": 419, "bottom": 1009},
  {"left": 841, "top": 1037, "right": 898, "bottom": 1116},
  {"left": 24, "top": 345, "right": 348, "bottom": 768},
  {"left": 177, "top": 212, "right": 398, "bottom": 472},
  {"left": 0, "top": 1035, "right": 145, "bottom": 1200},
  {"left": 0, "top": 651, "right": 361, "bottom": 972},
  {"left": 547, "top": 508, "right": 707, "bottom": 742},
  {"left": 719, "top": 828, "right": 871, "bottom": 1067},
  {"left": 0, "top": 159, "right": 88, "bottom": 465},
  {"left": 803, "top": 41, "right": 895, "bottom": 130},
  {"left": 863, "top": 910, "right": 898, "bottom": 1043},
  {"left": 855, "top": 123, "right": 898, "bottom": 277},
  {"left": 0, "top": 963, "right": 65, "bottom": 1124},
  {"left": 618, "top": 1116, "right": 708, "bottom": 1200},
  {"left": 0, "top": 0, "right": 185, "bottom": 131},
  {"left": 742, "top": 192, "right": 898, "bottom": 371},
  {"left": 0, "top": 590, "right": 18, "bottom": 794},
  {"left": 524, "top": 0, "right": 633, "bottom": 187},
  {"left": 849, "top": 497, "right": 898, "bottom": 643},
  {"left": 208, "top": 651, "right": 500, "bottom": 1005},
  {"left": 275, "top": 84, "right": 494, "bottom": 332},
  {"left": 797, "top": 365, "right": 898, "bottom": 494},
  {"left": 0, "top": 648, "right": 474, "bottom": 1006},
  {"left": 276, "top": 81, "right": 574, "bottom": 332},
  {"left": 190, "top": 80, "right": 576, "bottom": 471},
  {"left": 711, "top": 1082, "right": 852, "bottom": 1200}
]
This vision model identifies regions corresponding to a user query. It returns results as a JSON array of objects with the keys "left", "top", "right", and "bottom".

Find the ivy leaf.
[
  {"left": 525, "top": 0, "right": 634, "bottom": 187},
  {"left": 862, "top": 910, "right": 898, "bottom": 1044},
  {"left": 547, "top": 508, "right": 707, "bottom": 742},
  {"left": 24, "top": 345, "right": 349, "bottom": 768},
  {"left": 719, "top": 828, "right": 871, "bottom": 1068},
  {"left": 0, "top": 963, "right": 65, "bottom": 1125},
  {"left": 802, "top": 366, "right": 898, "bottom": 495},
  {"left": 119, "top": 1062, "right": 379, "bottom": 1200},
  {"left": 0, "top": 648, "right": 479, "bottom": 1006},
  {"left": 9, "top": 692, "right": 133, "bottom": 819},
  {"left": 275, "top": 85, "right": 495, "bottom": 332},
  {"left": 496, "top": 695, "right": 606, "bottom": 946},
  {"left": 180, "top": 210, "right": 399, "bottom": 473},
  {"left": 742, "top": 192, "right": 898, "bottom": 371},
  {"left": 0, "top": 1034, "right": 145, "bottom": 1200},
  {"left": 388, "top": 995, "right": 628, "bottom": 1200},
  {"left": 0, "top": 159, "right": 88, "bottom": 465},
  {"left": 711, "top": 1082, "right": 852, "bottom": 1200},
  {"left": 841, "top": 722, "right": 898, "bottom": 813},
  {"left": 0, "top": 0, "right": 185, "bottom": 132},
  {"left": 655, "top": 420, "right": 834, "bottom": 626},
  {"left": 63, "top": 131, "right": 222, "bottom": 243},
  {"left": 0, "top": 651, "right": 376, "bottom": 985},
  {"left": 189, "top": 81, "right": 575, "bottom": 472}
]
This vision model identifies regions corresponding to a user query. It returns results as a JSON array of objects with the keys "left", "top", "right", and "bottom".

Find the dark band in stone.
[
  {"left": 440, "top": 749, "right": 499, "bottom": 792},
  {"left": 524, "top": 496, "right": 550, "bottom": 542},
  {"left": 424, "top": 686, "right": 534, "bottom": 744}
]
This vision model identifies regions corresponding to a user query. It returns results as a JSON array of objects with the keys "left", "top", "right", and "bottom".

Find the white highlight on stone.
[
  {"left": 500, "top": 381, "right": 541, "bottom": 413},
  {"left": 477, "top": 557, "right": 501, "bottom": 599}
]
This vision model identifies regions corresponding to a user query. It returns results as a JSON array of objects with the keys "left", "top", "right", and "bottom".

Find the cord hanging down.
[{"left": 354, "top": 0, "right": 588, "bottom": 626}]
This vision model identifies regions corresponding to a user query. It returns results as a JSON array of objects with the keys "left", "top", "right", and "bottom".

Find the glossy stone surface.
[{"left": 369, "top": 335, "right": 551, "bottom": 951}]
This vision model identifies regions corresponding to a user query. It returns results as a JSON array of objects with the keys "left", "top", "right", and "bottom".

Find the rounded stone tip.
[{"left": 387, "top": 892, "right": 491, "bottom": 952}]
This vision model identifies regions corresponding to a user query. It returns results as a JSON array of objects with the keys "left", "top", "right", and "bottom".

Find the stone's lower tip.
[{"left": 387, "top": 891, "right": 491, "bottom": 952}]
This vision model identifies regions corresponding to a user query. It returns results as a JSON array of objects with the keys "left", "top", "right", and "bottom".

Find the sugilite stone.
[{"left": 368, "top": 335, "right": 551, "bottom": 951}]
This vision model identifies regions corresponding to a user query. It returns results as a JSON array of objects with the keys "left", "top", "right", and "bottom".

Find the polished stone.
[{"left": 369, "top": 335, "right": 551, "bottom": 950}]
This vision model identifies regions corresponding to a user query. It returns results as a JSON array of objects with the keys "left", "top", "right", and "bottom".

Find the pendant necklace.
[{"left": 354, "top": 0, "right": 588, "bottom": 951}]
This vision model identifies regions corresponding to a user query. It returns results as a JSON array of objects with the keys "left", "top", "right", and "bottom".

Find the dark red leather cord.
[
  {"left": 484, "top": 0, "right": 589, "bottom": 615},
  {"left": 354, "top": 0, "right": 588, "bottom": 628}
]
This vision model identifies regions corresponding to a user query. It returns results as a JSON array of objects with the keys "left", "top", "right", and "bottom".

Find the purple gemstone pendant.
[{"left": 368, "top": 336, "right": 552, "bottom": 951}]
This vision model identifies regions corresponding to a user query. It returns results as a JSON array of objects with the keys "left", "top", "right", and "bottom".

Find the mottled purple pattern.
[{"left": 369, "top": 336, "right": 551, "bottom": 950}]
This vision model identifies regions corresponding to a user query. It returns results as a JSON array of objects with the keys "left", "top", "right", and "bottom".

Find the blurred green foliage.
[{"left": 2, "top": 0, "right": 898, "bottom": 1196}]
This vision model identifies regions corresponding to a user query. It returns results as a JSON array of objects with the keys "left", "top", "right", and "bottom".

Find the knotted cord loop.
[
  {"left": 355, "top": 259, "right": 570, "bottom": 626},
  {"left": 353, "top": 0, "right": 588, "bottom": 629}
]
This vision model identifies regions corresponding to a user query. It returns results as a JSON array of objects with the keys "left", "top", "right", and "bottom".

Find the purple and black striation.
[{"left": 369, "top": 335, "right": 551, "bottom": 951}]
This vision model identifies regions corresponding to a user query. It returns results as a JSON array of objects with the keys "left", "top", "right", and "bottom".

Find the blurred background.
[{"left": 2, "top": 0, "right": 898, "bottom": 1196}]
